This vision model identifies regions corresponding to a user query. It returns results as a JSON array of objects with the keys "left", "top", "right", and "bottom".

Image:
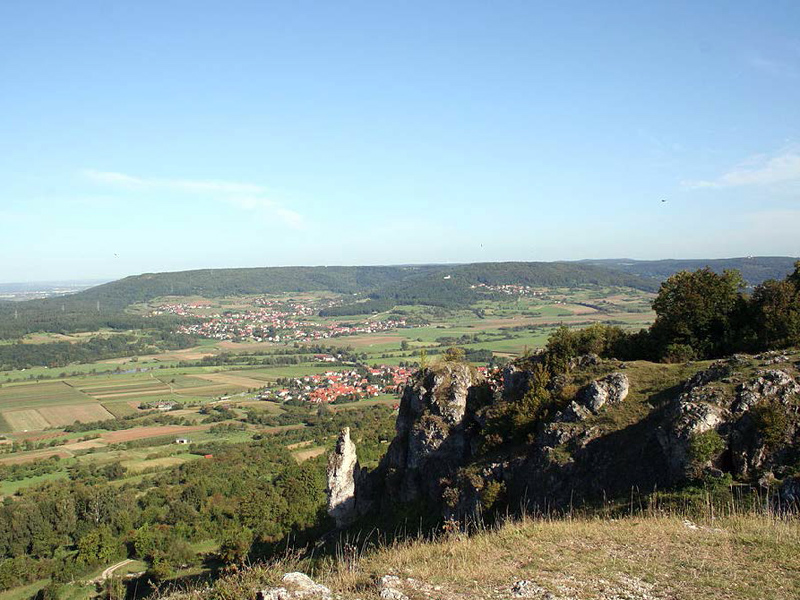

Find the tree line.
[
  {"left": 0, "top": 331, "right": 195, "bottom": 370},
  {"left": 545, "top": 261, "right": 800, "bottom": 364}
]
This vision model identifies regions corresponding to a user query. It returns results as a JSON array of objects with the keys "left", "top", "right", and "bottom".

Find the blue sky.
[{"left": 1, "top": 1, "right": 799, "bottom": 282}]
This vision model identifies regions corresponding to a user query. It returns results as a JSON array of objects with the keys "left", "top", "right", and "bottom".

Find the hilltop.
[
  {"left": 0, "top": 261, "right": 655, "bottom": 339},
  {"left": 163, "top": 513, "right": 800, "bottom": 600},
  {"left": 149, "top": 343, "right": 800, "bottom": 600},
  {"left": 4, "top": 257, "right": 795, "bottom": 340}
]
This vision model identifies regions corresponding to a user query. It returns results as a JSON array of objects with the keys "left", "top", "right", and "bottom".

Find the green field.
[
  {"left": 0, "top": 285, "right": 656, "bottom": 494},
  {"left": 0, "top": 381, "right": 91, "bottom": 409}
]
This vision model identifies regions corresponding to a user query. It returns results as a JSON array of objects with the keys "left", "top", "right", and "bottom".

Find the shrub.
[
  {"left": 218, "top": 527, "right": 253, "bottom": 566},
  {"left": 752, "top": 402, "right": 789, "bottom": 449},
  {"left": 480, "top": 480, "right": 506, "bottom": 512},
  {"left": 688, "top": 429, "right": 725, "bottom": 475},
  {"left": 442, "top": 347, "right": 466, "bottom": 363},
  {"left": 662, "top": 343, "right": 696, "bottom": 363}
]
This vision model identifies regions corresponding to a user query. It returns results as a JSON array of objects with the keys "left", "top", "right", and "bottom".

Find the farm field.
[{"left": 0, "top": 284, "right": 655, "bottom": 497}]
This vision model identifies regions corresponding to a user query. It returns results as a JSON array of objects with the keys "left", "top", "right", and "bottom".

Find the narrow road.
[{"left": 96, "top": 558, "right": 135, "bottom": 582}]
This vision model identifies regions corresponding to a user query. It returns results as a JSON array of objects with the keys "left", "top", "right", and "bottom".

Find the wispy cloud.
[
  {"left": 683, "top": 150, "right": 800, "bottom": 189},
  {"left": 82, "top": 169, "right": 304, "bottom": 228}
]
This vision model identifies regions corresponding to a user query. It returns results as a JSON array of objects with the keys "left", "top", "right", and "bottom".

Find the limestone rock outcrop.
[
  {"left": 382, "top": 361, "right": 486, "bottom": 505},
  {"left": 581, "top": 372, "right": 629, "bottom": 411},
  {"left": 559, "top": 372, "right": 629, "bottom": 421},
  {"left": 259, "top": 573, "right": 331, "bottom": 600},
  {"left": 732, "top": 369, "right": 800, "bottom": 413},
  {"left": 325, "top": 350, "right": 800, "bottom": 528},
  {"left": 326, "top": 427, "right": 361, "bottom": 528},
  {"left": 325, "top": 362, "right": 488, "bottom": 526}
]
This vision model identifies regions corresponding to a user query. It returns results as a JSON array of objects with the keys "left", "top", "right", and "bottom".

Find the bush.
[
  {"left": 662, "top": 343, "right": 696, "bottom": 363},
  {"left": 688, "top": 430, "right": 725, "bottom": 475},
  {"left": 752, "top": 402, "right": 789, "bottom": 449},
  {"left": 35, "top": 582, "right": 64, "bottom": 600},
  {"left": 218, "top": 527, "right": 253, "bottom": 566},
  {"left": 480, "top": 480, "right": 506, "bottom": 512}
]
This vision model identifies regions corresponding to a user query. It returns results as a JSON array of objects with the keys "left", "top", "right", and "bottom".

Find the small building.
[{"left": 175, "top": 437, "right": 191, "bottom": 444}]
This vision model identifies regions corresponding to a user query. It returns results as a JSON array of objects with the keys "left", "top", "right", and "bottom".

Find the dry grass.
[
  {"left": 162, "top": 514, "right": 800, "bottom": 600},
  {"left": 330, "top": 515, "right": 800, "bottom": 599},
  {"left": 37, "top": 402, "right": 114, "bottom": 426},
  {"left": 2, "top": 409, "right": 50, "bottom": 431},
  {"left": 291, "top": 446, "right": 326, "bottom": 462}
]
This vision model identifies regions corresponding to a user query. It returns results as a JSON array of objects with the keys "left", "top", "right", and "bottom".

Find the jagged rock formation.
[
  {"left": 380, "top": 361, "right": 486, "bottom": 506},
  {"left": 327, "top": 351, "right": 800, "bottom": 527},
  {"left": 732, "top": 369, "right": 800, "bottom": 413},
  {"left": 657, "top": 356, "right": 800, "bottom": 482},
  {"left": 326, "top": 427, "right": 361, "bottom": 528},
  {"left": 580, "top": 372, "right": 629, "bottom": 411}
]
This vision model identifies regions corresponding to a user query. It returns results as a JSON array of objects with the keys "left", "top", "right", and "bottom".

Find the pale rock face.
[
  {"left": 732, "top": 369, "right": 800, "bottom": 413},
  {"left": 580, "top": 372, "right": 629, "bottom": 412},
  {"left": 431, "top": 365, "right": 473, "bottom": 424},
  {"left": 407, "top": 415, "right": 450, "bottom": 470},
  {"left": 259, "top": 572, "right": 331, "bottom": 600},
  {"left": 658, "top": 379, "right": 725, "bottom": 479},
  {"left": 326, "top": 427, "right": 360, "bottom": 528},
  {"left": 569, "top": 353, "right": 601, "bottom": 370},
  {"left": 559, "top": 400, "right": 592, "bottom": 423}
]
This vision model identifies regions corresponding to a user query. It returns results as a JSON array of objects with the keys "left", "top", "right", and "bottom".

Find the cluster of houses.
[
  {"left": 260, "top": 365, "right": 413, "bottom": 404},
  {"left": 150, "top": 296, "right": 414, "bottom": 343},
  {"left": 148, "top": 301, "right": 213, "bottom": 316},
  {"left": 175, "top": 308, "right": 411, "bottom": 343},
  {"left": 138, "top": 400, "right": 178, "bottom": 411},
  {"left": 470, "top": 283, "right": 542, "bottom": 296}
]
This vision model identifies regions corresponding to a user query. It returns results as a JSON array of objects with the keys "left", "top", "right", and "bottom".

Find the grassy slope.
[{"left": 185, "top": 514, "right": 800, "bottom": 600}]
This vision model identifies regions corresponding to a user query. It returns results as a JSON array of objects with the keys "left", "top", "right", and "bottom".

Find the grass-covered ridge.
[{"left": 159, "top": 512, "right": 800, "bottom": 600}]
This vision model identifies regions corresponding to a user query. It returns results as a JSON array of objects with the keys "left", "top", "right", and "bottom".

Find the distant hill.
[
  {"left": 366, "top": 261, "right": 660, "bottom": 306},
  {"left": 581, "top": 256, "right": 799, "bottom": 287},
  {"left": 0, "top": 262, "right": 655, "bottom": 338},
  {"left": 4, "top": 258, "right": 792, "bottom": 338},
  {"left": 0, "top": 265, "right": 438, "bottom": 338}
]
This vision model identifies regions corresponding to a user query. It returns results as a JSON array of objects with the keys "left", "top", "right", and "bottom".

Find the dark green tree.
[
  {"left": 749, "top": 279, "right": 800, "bottom": 350},
  {"left": 650, "top": 268, "right": 747, "bottom": 360}
]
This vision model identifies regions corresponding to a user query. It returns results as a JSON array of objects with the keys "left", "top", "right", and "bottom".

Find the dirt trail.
[{"left": 95, "top": 558, "right": 135, "bottom": 582}]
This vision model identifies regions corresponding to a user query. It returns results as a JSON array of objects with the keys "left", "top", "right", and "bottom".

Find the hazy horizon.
[{"left": 3, "top": 254, "right": 799, "bottom": 286}]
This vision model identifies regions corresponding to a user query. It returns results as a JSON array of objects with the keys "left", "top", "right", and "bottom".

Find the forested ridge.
[
  {"left": 582, "top": 256, "right": 798, "bottom": 287},
  {"left": 323, "top": 261, "right": 662, "bottom": 315},
  {"left": 5, "top": 259, "right": 794, "bottom": 339},
  {"left": 0, "top": 262, "right": 655, "bottom": 338}
]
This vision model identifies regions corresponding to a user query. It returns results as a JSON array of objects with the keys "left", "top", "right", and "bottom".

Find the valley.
[{"left": 0, "top": 284, "right": 655, "bottom": 494}]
